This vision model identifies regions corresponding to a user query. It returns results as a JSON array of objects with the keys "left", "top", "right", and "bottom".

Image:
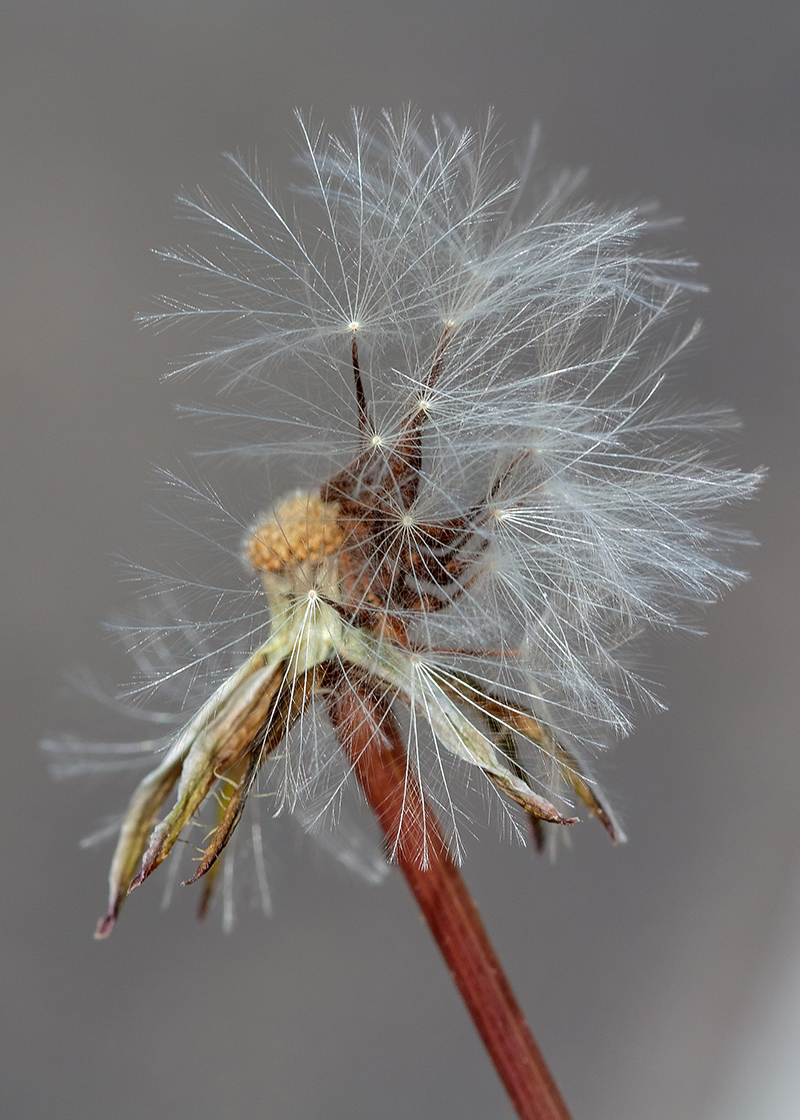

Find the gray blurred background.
[{"left": 2, "top": 3, "right": 798, "bottom": 1118}]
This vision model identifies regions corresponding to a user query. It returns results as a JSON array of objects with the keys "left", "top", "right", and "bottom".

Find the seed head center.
[{"left": 244, "top": 492, "right": 344, "bottom": 574}]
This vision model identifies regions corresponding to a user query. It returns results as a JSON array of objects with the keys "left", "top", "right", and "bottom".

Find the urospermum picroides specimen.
[
  {"left": 81, "top": 108, "right": 760, "bottom": 938},
  {"left": 56, "top": 109, "right": 760, "bottom": 1120}
]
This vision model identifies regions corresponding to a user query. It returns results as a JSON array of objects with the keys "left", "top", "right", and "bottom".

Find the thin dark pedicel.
[{"left": 351, "top": 332, "right": 372, "bottom": 436}]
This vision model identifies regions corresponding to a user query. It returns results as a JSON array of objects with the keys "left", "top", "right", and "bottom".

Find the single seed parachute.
[{"left": 51, "top": 110, "right": 761, "bottom": 937}]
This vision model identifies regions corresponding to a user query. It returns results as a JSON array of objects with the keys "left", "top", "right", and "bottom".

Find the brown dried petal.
[
  {"left": 131, "top": 662, "right": 289, "bottom": 889},
  {"left": 95, "top": 748, "right": 185, "bottom": 939},
  {"left": 446, "top": 676, "right": 622, "bottom": 840},
  {"left": 183, "top": 666, "right": 320, "bottom": 887},
  {"left": 482, "top": 769, "right": 579, "bottom": 825}
]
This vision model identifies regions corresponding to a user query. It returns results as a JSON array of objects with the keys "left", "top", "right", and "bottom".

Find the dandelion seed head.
[{"left": 52, "top": 108, "right": 762, "bottom": 934}]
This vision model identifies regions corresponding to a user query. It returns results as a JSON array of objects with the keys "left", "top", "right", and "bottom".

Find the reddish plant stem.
[{"left": 327, "top": 675, "right": 573, "bottom": 1120}]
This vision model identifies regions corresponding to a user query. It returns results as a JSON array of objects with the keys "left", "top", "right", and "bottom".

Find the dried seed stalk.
[{"left": 328, "top": 671, "right": 573, "bottom": 1120}]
